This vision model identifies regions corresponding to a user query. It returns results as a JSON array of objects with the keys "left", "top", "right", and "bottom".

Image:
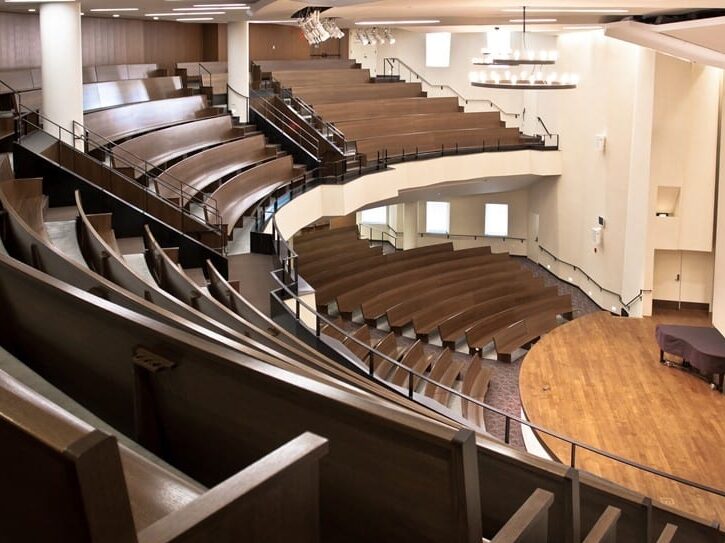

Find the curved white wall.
[{"left": 274, "top": 150, "right": 562, "bottom": 242}]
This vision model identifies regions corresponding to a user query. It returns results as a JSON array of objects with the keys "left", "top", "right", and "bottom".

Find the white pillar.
[
  {"left": 403, "top": 203, "right": 418, "bottom": 250},
  {"left": 227, "top": 21, "right": 250, "bottom": 122},
  {"left": 39, "top": 1, "right": 83, "bottom": 148}
]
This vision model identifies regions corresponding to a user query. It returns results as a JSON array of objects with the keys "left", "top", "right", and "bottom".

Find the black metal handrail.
[
  {"left": 15, "top": 108, "right": 225, "bottom": 247},
  {"left": 358, "top": 223, "right": 403, "bottom": 251},
  {"left": 226, "top": 83, "right": 250, "bottom": 121},
  {"left": 421, "top": 231, "right": 527, "bottom": 243},
  {"left": 198, "top": 62, "right": 213, "bottom": 89},
  {"left": 69, "top": 118, "right": 223, "bottom": 228},
  {"left": 538, "top": 245, "right": 647, "bottom": 312},
  {"left": 268, "top": 233, "right": 724, "bottom": 505},
  {"left": 383, "top": 57, "right": 521, "bottom": 118}
]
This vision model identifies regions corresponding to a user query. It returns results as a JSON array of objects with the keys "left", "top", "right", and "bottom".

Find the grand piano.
[{"left": 655, "top": 324, "right": 725, "bottom": 392}]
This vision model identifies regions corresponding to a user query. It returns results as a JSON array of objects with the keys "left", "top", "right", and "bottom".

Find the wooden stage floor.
[{"left": 520, "top": 310, "right": 725, "bottom": 525}]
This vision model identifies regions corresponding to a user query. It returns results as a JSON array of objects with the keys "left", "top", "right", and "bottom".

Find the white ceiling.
[{"left": 1, "top": 0, "right": 724, "bottom": 28}]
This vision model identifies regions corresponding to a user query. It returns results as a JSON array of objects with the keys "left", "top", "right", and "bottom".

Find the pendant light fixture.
[{"left": 470, "top": 6, "right": 578, "bottom": 90}]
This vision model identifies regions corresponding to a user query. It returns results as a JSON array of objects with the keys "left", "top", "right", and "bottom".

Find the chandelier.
[
  {"left": 299, "top": 10, "right": 345, "bottom": 45},
  {"left": 469, "top": 6, "right": 578, "bottom": 90}
]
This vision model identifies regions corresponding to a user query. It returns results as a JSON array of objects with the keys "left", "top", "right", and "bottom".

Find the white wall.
[{"left": 711, "top": 81, "right": 725, "bottom": 332}]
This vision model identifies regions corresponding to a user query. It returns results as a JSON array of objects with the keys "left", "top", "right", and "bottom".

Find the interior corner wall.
[
  {"left": 712, "top": 78, "right": 725, "bottom": 333},
  {"left": 529, "top": 31, "right": 641, "bottom": 301}
]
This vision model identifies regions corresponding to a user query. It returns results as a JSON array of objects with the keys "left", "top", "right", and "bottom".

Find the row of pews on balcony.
[
  {"left": 0, "top": 152, "right": 702, "bottom": 543},
  {"left": 252, "top": 58, "right": 539, "bottom": 166},
  {"left": 294, "top": 225, "right": 573, "bottom": 362}
]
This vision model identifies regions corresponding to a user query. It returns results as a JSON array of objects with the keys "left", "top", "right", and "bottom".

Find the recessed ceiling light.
[
  {"left": 176, "top": 17, "right": 214, "bottom": 21},
  {"left": 355, "top": 20, "right": 440, "bottom": 26},
  {"left": 146, "top": 11, "right": 223, "bottom": 16},
  {"left": 502, "top": 8, "right": 628, "bottom": 13},
  {"left": 112, "top": 14, "right": 120, "bottom": 17},
  {"left": 27, "top": 8, "right": 35, "bottom": 11},
  {"left": 563, "top": 26, "right": 604, "bottom": 30},
  {"left": 153, "top": 16, "right": 159, "bottom": 20},
  {"left": 250, "top": 19, "right": 301, "bottom": 24},
  {"left": 89, "top": 8, "right": 139, "bottom": 12},
  {"left": 510, "top": 18, "right": 557, "bottom": 23},
  {"left": 174, "top": 6, "right": 247, "bottom": 9}
]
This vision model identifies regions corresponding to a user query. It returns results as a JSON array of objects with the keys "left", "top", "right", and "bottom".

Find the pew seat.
[
  {"left": 494, "top": 312, "right": 559, "bottom": 362},
  {"left": 462, "top": 359, "right": 494, "bottom": 428},
  {"left": 273, "top": 68, "right": 372, "bottom": 88},
  {"left": 370, "top": 331, "right": 408, "bottom": 379},
  {"left": 316, "top": 97, "right": 462, "bottom": 123},
  {"left": 389, "top": 340, "right": 436, "bottom": 388},
  {"left": 292, "top": 82, "right": 425, "bottom": 105},
  {"left": 111, "top": 115, "right": 253, "bottom": 178},
  {"left": 424, "top": 349, "right": 465, "bottom": 405}
]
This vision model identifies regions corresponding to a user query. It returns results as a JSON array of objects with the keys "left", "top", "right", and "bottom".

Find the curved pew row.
[
  {"left": 0, "top": 367, "right": 327, "bottom": 542},
  {"left": 83, "top": 95, "right": 221, "bottom": 148},
  {"left": 15, "top": 76, "right": 189, "bottom": 116},
  {"left": 314, "top": 245, "right": 492, "bottom": 310},
  {"left": 355, "top": 126, "right": 526, "bottom": 162},
  {"left": 154, "top": 134, "right": 281, "bottom": 204},
  {"left": 293, "top": 82, "right": 425, "bottom": 105},
  {"left": 335, "top": 250, "right": 508, "bottom": 316},
  {"left": 111, "top": 115, "right": 255, "bottom": 178},
  {"left": 334, "top": 111, "right": 505, "bottom": 141},
  {"left": 0, "top": 251, "right": 488, "bottom": 543},
  {"left": 272, "top": 68, "right": 372, "bottom": 88},
  {"left": 314, "top": 97, "right": 463, "bottom": 123},
  {"left": 300, "top": 242, "right": 454, "bottom": 288},
  {"left": 208, "top": 156, "right": 306, "bottom": 237},
  {"left": 1, "top": 165, "right": 459, "bottom": 429}
]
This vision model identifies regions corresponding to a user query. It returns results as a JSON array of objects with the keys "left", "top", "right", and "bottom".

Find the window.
[
  {"left": 361, "top": 206, "right": 387, "bottom": 224},
  {"left": 484, "top": 203, "right": 509, "bottom": 237},
  {"left": 425, "top": 32, "right": 451, "bottom": 68},
  {"left": 426, "top": 201, "right": 450, "bottom": 234}
]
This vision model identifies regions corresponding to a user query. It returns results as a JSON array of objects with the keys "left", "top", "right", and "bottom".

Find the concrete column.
[
  {"left": 227, "top": 21, "right": 249, "bottom": 122},
  {"left": 39, "top": 2, "right": 83, "bottom": 148},
  {"left": 403, "top": 203, "right": 418, "bottom": 250}
]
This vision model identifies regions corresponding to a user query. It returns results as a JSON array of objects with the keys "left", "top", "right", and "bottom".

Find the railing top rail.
[
  {"left": 268, "top": 231, "right": 724, "bottom": 500},
  {"left": 69, "top": 117, "right": 222, "bottom": 220},
  {"left": 537, "top": 244, "right": 646, "bottom": 311},
  {"left": 16, "top": 106, "right": 224, "bottom": 232},
  {"left": 384, "top": 57, "right": 521, "bottom": 119},
  {"left": 420, "top": 231, "right": 526, "bottom": 242}
]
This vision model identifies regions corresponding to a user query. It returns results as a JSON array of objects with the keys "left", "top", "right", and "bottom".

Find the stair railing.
[
  {"left": 226, "top": 83, "right": 250, "bottom": 121},
  {"left": 198, "top": 62, "right": 213, "bottom": 89},
  {"left": 383, "top": 57, "right": 521, "bottom": 119}
]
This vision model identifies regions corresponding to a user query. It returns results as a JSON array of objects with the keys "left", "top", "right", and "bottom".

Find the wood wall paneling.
[
  {"left": 249, "top": 24, "right": 348, "bottom": 61},
  {"left": 0, "top": 12, "right": 206, "bottom": 71}
]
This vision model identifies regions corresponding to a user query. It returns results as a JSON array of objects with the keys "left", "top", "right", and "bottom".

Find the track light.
[
  {"left": 298, "top": 10, "right": 344, "bottom": 45},
  {"left": 355, "top": 26, "right": 395, "bottom": 46}
]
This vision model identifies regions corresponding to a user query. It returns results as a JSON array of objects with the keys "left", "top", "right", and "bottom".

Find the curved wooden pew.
[
  {"left": 493, "top": 312, "right": 559, "bottom": 362},
  {"left": 292, "top": 82, "right": 424, "bottom": 105},
  {"left": 293, "top": 224, "right": 357, "bottom": 246},
  {"left": 423, "top": 349, "right": 465, "bottom": 404},
  {"left": 315, "top": 245, "right": 489, "bottom": 309},
  {"left": 0, "top": 366, "right": 328, "bottom": 543},
  {"left": 294, "top": 227, "right": 360, "bottom": 253},
  {"left": 273, "top": 68, "right": 372, "bottom": 88},
  {"left": 255, "top": 59, "right": 358, "bottom": 75},
  {"left": 302, "top": 243, "right": 454, "bottom": 288},
  {"left": 437, "top": 286, "right": 559, "bottom": 348},
  {"left": 461, "top": 360, "right": 494, "bottom": 428},
  {"left": 370, "top": 332, "right": 408, "bottom": 379},
  {"left": 335, "top": 251, "right": 509, "bottom": 316},
  {"left": 360, "top": 259, "right": 522, "bottom": 324},
  {"left": 316, "top": 97, "right": 462, "bottom": 123},
  {"left": 335, "top": 111, "right": 505, "bottom": 141},
  {"left": 356, "top": 126, "right": 524, "bottom": 161},
  {"left": 112, "top": 115, "right": 251, "bottom": 177},
  {"left": 466, "top": 294, "right": 572, "bottom": 354},
  {"left": 389, "top": 340, "right": 436, "bottom": 388},
  {"left": 82, "top": 76, "right": 186, "bottom": 112},
  {"left": 209, "top": 156, "right": 305, "bottom": 237},
  {"left": 84, "top": 95, "right": 220, "bottom": 147},
  {"left": 297, "top": 238, "right": 371, "bottom": 266},
  {"left": 298, "top": 245, "right": 383, "bottom": 278},
  {"left": 85, "top": 63, "right": 165, "bottom": 83},
  {"left": 386, "top": 269, "right": 533, "bottom": 331},
  {"left": 155, "top": 134, "right": 278, "bottom": 204}
]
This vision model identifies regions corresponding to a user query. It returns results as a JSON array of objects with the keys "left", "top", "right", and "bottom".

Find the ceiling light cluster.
[
  {"left": 470, "top": 6, "right": 578, "bottom": 90},
  {"left": 299, "top": 10, "right": 344, "bottom": 45},
  {"left": 470, "top": 70, "right": 578, "bottom": 89},
  {"left": 353, "top": 28, "right": 396, "bottom": 46}
]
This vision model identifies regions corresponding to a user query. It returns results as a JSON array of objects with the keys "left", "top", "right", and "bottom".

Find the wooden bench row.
[
  {"left": 84, "top": 94, "right": 221, "bottom": 147},
  {"left": 111, "top": 114, "right": 253, "bottom": 177},
  {"left": 315, "top": 96, "right": 463, "bottom": 123},
  {"left": 293, "top": 81, "right": 425, "bottom": 105},
  {"left": 0, "top": 366, "right": 327, "bottom": 542},
  {"left": 272, "top": 68, "right": 372, "bottom": 88}
]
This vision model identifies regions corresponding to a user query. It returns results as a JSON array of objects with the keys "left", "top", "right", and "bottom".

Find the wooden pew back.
[
  {"left": 315, "top": 97, "right": 462, "bottom": 123},
  {"left": 83, "top": 76, "right": 185, "bottom": 112},
  {"left": 273, "top": 68, "right": 371, "bottom": 88},
  {"left": 293, "top": 82, "right": 424, "bottom": 104}
]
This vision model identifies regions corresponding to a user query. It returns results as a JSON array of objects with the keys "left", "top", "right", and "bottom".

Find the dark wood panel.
[
  {"left": 0, "top": 13, "right": 206, "bottom": 70},
  {"left": 249, "top": 23, "right": 347, "bottom": 61}
]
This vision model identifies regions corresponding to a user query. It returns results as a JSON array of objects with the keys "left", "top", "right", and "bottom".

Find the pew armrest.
[{"left": 137, "top": 432, "right": 328, "bottom": 543}]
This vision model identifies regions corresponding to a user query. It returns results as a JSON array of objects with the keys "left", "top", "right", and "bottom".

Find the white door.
[{"left": 653, "top": 250, "right": 682, "bottom": 305}]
